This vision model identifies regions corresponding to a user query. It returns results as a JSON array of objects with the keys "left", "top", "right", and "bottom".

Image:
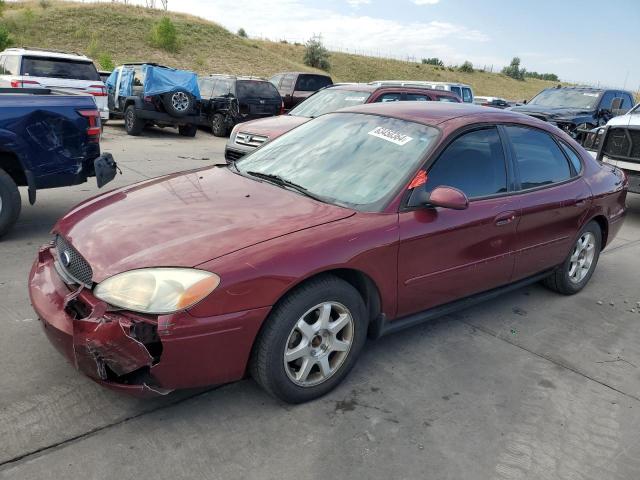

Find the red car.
[
  {"left": 224, "top": 83, "right": 461, "bottom": 161},
  {"left": 29, "top": 103, "right": 627, "bottom": 403}
]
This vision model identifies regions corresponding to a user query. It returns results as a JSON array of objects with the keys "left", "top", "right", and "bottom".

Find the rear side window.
[
  {"left": 236, "top": 80, "right": 280, "bottom": 99},
  {"left": 21, "top": 56, "right": 100, "bottom": 80},
  {"left": 406, "top": 93, "right": 430, "bottom": 101},
  {"left": 269, "top": 74, "right": 282, "bottom": 88},
  {"left": 198, "top": 78, "right": 215, "bottom": 98},
  {"left": 462, "top": 88, "right": 473, "bottom": 103},
  {"left": 4, "top": 55, "right": 20, "bottom": 75},
  {"left": 0, "top": 56, "right": 5, "bottom": 74},
  {"left": 375, "top": 92, "right": 402, "bottom": 103},
  {"left": 450, "top": 86, "right": 462, "bottom": 97},
  {"left": 506, "top": 126, "right": 571, "bottom": 189},
  {"left": 558, "top": 142, "right": 582, "bottom": 173},
  {"left": 620, "top": 93, "right": 634, "bottom": 111},
  {"left": 212, "top": 79, "right": 231, "bottom": 97},
  {"left": 295, "top": 75, "right": 332, "bottom": 92},
  {"left": 425, "top": 128, "right": 508, "bottom": 198}
]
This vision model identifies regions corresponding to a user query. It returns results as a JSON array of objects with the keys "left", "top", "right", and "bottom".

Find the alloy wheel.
[
  {"left": 568, "top": 231, "right": 596, "bottom": 283},
  {"left": 283, "top": 302, "right": 354, "bottom": 387},
  {"left": 171, "top": 92, "right": 190, "bottom": 112}
]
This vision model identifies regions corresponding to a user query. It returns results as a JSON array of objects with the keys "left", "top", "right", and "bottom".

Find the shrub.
[
  {"left": 97, "top": 53, "right": 115, "bottom": 71},
  {"left": 303, "top": 35, "right": 330, "bottom": 71},
  {"left": 237, "top": 28, "right": 247, "bottom": 38},
  {"left": 0, "top": 24, "right": 11, "bottom": 50},
  {"left": 502, "top": 57, "right": 526, "bottom": 80},
  {"left": 86, "top": 36, "right": 100, "bottom": 59},
  {"left": 525, "top": 71, "right": 559, "bottom": 82},
  {"left": 421, "top": 57, "right": 443, "bottom": 67},
  {"left": 39, "top": 0, "right": 50, "bottom": 9},
  {"left": 150, "top": 17, "right": 178, "bottom": 52},
  {"left": 458, "top": 61, "right": 474, "bottom": 73}
]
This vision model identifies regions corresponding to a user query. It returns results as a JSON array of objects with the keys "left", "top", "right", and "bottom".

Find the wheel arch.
[
  {"left": 589, "top": 214, "right": 609, "bottom": 250},
  {"left": 0, "top": 150, "right": 27, "bottom": 187}
]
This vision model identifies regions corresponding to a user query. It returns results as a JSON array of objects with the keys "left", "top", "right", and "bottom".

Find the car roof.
[
  {"left": 327, "top": 83, "right": 459, "bottom": 96},
  {"left": 370, "top": 80, "right": 472, "bottom": 88},
  {"left": 1, "top": 47, "right": 91, "bottom": 61},
  {"left": 272, "top": 71, "right": 332, "bottom": 77},
  {"left": 336, "top": 101, "right": 533, "bottom": 126}
]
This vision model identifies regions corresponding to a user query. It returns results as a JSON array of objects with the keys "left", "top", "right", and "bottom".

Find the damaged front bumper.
[{"left": 29, "top": 244, "right": 270, "bottom": 396}]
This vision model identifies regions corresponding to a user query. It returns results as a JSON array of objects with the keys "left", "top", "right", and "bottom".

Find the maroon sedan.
[
  {"left": 29, "top": 103, "right": 627, "bottom": 403},
  {"left": 224, "top": 83, "right": 460, "bottom": 161}
]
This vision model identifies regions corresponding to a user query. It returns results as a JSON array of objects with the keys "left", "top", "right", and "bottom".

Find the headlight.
[{"left": 94, "top": 268, "right": 220, "bottom": 314}]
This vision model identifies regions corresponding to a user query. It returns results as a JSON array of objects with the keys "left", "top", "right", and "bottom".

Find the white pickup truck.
[{"left": 586, "top": 103, "right": 640, "bottom": 194}]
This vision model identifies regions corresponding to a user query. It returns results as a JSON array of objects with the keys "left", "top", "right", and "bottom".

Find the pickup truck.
[{"left": 0, "top": 89, "right": 117, "bottom": 237}]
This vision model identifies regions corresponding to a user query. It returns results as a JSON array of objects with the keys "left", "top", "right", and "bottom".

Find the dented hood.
[
  {"left": 235, "top": 114, "right": 310, "bottom": 139},
  {"left": 54, "top": 166, "right": 354, "bottom": 282}
]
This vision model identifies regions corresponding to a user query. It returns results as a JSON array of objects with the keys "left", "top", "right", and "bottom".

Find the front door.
[{"left": 397, "top": 127, "right": 518, "bottom": 317}]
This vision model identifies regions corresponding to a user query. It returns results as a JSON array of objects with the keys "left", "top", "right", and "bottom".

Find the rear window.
[
  {"left": 295, "top": 75, "right": 332, "bottom": 92},
  {"left": 236, "top": 80, "right": 280, "bottom": 99},
  {"left": 21, "top": 56, "right": 100, "bottom": 81}
]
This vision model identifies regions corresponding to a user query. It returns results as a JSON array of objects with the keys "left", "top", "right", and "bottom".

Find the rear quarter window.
[
  {"left": 21, "top": 56, "right": 100, "bottom": 81},
  {"left": 3, "top": 55, "right": 20, "bottom": 75},
  {"left": 295, "top": 75, "right": 332, "bottom": 92}
]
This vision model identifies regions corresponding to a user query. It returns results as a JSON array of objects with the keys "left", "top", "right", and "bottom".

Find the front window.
[
  {"left": 235, "top": 113, "right": 439, "bottom": 210},
  {"left": 288, "top": 89, "right": 371, "bottom": 118},
  {"left": 21, "top": 56, "right": 100, "bottom": 81},
  {"left": 528, "top": 89, "right": 600, "bottom": 110}
]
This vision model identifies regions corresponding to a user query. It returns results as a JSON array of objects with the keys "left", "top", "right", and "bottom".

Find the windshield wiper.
[{"left": 246, "top": 171, "right": 328, "bottom": 202}]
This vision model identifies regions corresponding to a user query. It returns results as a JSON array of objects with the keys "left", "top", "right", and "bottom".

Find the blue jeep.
[{"left": 106, "top": 63, "right": 201, "bottom": 137}]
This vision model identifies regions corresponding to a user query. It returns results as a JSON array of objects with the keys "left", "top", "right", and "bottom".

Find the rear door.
[
  {"left": 397, "top": 127, "right": 518, "bottom": 316},
  {"left": 503, "top": 125, "right": 591, "bottom": 280}
]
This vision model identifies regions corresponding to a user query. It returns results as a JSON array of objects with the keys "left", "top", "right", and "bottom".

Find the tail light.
[
  {"left": 77, "top": 109, "right": 102, "bottom": 143},
  {"left": 87, "top": 84, "right": 107, "bottom": 97},
  {"left": 10, "top": 79, "right": 41, "bottom": 88}
]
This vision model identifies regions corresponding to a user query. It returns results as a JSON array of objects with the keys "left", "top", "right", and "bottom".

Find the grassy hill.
[{"left": 2, "top": 1, "right": 564, "bottom": 100}]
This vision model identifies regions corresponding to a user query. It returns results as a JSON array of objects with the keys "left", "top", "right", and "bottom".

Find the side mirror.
[{"left": 408, "top": 185, "right": 469, "bottom": 210}]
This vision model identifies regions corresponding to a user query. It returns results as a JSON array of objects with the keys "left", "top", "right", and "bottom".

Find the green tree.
[
  {"left": 150, "top": 17, "right": 178, "bottom": 52},
  {"left": 237, "top": 27, "right": 247, "bottom": 38},
  {"left": 303, "top": 35, "right": 330, "bottom": 71},
  {"left": 502, "top": 57, "right": 526, "bottom": 80},
  {"left": 421, "top": 57, "right": 443, "bottom": 67},
  {"left": 458, "top": 60, "right": 474, "bottom": 73},
  {"left": 97, "top": 53, "right": 115, "bottom": 71},
  {"left": 0, "top": 25, "right": 11, "bottom": 50}
]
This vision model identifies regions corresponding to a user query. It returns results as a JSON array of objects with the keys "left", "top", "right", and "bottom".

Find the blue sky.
[{"left": 140, "top": 0, "right": 639, "bottom": 90}]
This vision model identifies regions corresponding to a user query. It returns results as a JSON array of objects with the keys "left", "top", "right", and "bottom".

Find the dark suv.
[
  {"left": 509, "top": 86, "right": 635, "bottom": 143},
  {"left": 106, "top": 63, "right": 201, "bottom": 137},
  {"left": 197, "top": 75, "right": 283, "bottom": 137},
  {"left": 269, "top": 72, "right": 333, "bottom": 110}
]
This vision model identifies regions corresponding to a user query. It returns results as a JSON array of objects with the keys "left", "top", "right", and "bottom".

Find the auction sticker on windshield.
[{"left": 368, "top": 126, "right": 413, "bottom": 146}]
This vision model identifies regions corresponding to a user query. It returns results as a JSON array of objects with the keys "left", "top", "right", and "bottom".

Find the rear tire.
[
  {"left": 211, "top": 113, "right": 228, "bottom": 137},
  {"left": 543, "top": 221, "right": 601, "bottom": 295},
  {"left": 178, "top": 124, "right": 198, "bottom": 137},
  {"left": 250, "top": 275, "right": 367, "bottom": 404},
  {"left": 124, "top": 106, "right": 144, "bottom": 136},
  {"left": 0, "top": 168, "right": 21, "bottom": 238}
]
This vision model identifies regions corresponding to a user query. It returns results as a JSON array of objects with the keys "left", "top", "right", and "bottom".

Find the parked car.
[
  {"left": 509, "top": 86, "right": 635, "bottom": 143},
  {"left": 106, "top": 63, "right": 201, "bottom": 137},
  {"left": 474, "top": 96, "right": 509, "bottom": 109},
  {"left": 98, "top": 70, "right": 111, "bottom": 83},
  {"left": 29, "top": 102, "right": 627, "bottom": 403},
  {"left": 584, "top": 103, "right": 640, "bottom": 194},
  {"left": 0, "top": 88, "right": 117, "bottom": 237},
  {"left": 370, "top": 80, "right": 474, "bottom": 103},
  {"left": 197, "top": 75, "right": 283, "bottom": 137},
  {"left": 225, "top": 83, "right": 461, "bottom": 161},
  {"left": 269, "top": 72, "right": 333, "bottom": 110},
  {"left": 0, "top": 47, "right": 108, "bottom": 121}
]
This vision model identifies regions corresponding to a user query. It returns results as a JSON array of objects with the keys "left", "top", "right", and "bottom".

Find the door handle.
[{"left": 494, "top": 211, "right": 517, "bottom": 226}]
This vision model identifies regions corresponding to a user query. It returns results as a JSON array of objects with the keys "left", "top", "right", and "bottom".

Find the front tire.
[
  {"left": 250, "top": 275, "right": 367, "bottom": 403},
  {"left": 0, "top": 168, "right": 21, "bottom": 238},
  {"left": 124, "top": 105, "right": 144, "bottom": 136},
  {"left": 543, "top": 221, "right": 601, "bottom": 295}
]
